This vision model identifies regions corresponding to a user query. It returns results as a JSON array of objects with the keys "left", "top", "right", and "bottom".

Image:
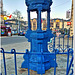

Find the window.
[
  {"left": 56, "top": 22, "right": 59, "bottom": 29},
  {"left": 50, "top": 23, "right": 53, "bottom": 27}
]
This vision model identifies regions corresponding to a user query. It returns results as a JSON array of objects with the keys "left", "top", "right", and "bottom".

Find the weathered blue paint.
[
  {"left": 11, "top": 49, "right": 17, "bottom": 75},
  {"left": 0, "top": 48, "right": 73, "bottom": 75},
  {"left": 54, "top": 50, "right": 56, "bottom": 75},
  {"left": 21, "top": 0, "right": 57, "bottom": 74},
  {"left": 66, "top": 48, "right": 73, "bottom": 75},
  {"left": 66, "top": 49, "right": 70, "bottom": 75},
  {"left": 49, "top": 35, "right": 73, "bottom": 52},
  {"left": 0, "top": 0, "right": 74, "bottom": 74},
  {"left": 1, "top": 48, "right": 7, "bottom": 75},
  {"left": 26, "top": 49, "right": 30, "bottom": 75}
]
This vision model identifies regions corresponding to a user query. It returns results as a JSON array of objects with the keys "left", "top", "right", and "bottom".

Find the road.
[
  {"left": 1, "top": 35, "right": 30, "bottom": 51},
  {"left": 1, "top": 35, "right": 73, "bottom": 50},
  {"left": 1, "top": 35, "right": 27, "bottom": 45},
  {"left": 1, "top": 35, "right": 73, "bottom": 75}
]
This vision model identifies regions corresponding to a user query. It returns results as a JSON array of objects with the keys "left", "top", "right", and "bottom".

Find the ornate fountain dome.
[{"left": 25, "top": 0, "right": 53, "bottom": 11}]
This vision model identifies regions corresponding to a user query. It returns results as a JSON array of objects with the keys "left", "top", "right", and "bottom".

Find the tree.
[
  {"left": 12, "top": 9, "right": 21, "bottom": 19},
  {"left": 12, "top": 9, "right": 21, "bottom": 33}
]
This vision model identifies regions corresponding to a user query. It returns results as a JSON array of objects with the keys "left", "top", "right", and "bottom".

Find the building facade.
[
  {"left": 31, "top": 18, "right": 37, "bottom": 30},
  {"left": 30, "top": 18, "right": 71, "bottom": 35},
  {"left": 70, "top": 0, "right": 73, "bottom": 36},
  {"left": 5, "top": 19, "right": 28, "bottom": 32},
  {"left": 0, "top": 0, "right": 3, "bottom": 14},
  {"left": 50, "top": 19, "right": 63, "bottom": 30},
  {"left": 0, "top": 0, "right": 4, "bottom": 26}
]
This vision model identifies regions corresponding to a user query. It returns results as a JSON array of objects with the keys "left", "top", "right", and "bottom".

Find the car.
[
  {"left": 12, "top": 30, "right": 18, "bottom": 35},
  {"left": 18, "top": 30, "right": 26, "bottom": 36}
]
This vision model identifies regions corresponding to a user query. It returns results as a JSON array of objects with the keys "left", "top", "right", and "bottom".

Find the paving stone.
[{"left": 1, "top": 38, "right": 73, "bottom": 75}]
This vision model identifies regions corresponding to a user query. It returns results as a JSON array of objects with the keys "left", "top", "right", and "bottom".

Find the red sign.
[
  {"left": 67, "top": 22, "right": 71, "bottom": 25},
  {"left": 9, "top": 14, "right": 12, "bottom": 19}
]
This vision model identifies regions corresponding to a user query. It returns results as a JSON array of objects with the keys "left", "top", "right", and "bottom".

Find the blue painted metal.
[
  {"left": 21, "top": 0, "right": 57, "bottom": 74},
  {"left": 11, "top": 49, "right": 17, "bottom": 75},
  {"left": 0, "top": 0, "right": 74, "bottom": 75},
  {"left": 63, "top": 35, "right": 64, "bottom": 52},
  {"left": 41, "top": 51, "right": 43, "bottom": 75},
  {"left": 70, "top": 64, "right": 73, "bottom": 75},
  {"left": 0, "top": 73, "right": 2, "bottom": 75},
  {"left": 54, "top": 50, "right": 56, "bottom": 75},
  {"left": 1, "top": 48, "right": 7, "bottom": 75},
  {"left": 49, "top": 35, "right": 73, "bottom": 52},
  {"left": 66, "top": 48, "right": 73, "bottom": 75},
  {"left": 66, "top": 49, "right": 70, "bottom": 75},
  {"left": 26, "top": 49, "right": 30, "bottom": 75},
  {"left": 67, "top": 49, "right": 73, "bottom": 75},
  {"left": 0, "top": 48, "right": 74, "bottom": 75}
]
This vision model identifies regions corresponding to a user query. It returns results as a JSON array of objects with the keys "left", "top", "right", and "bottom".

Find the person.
[{"left": 56, "top": 31, "right": 61, "bottom": 37}]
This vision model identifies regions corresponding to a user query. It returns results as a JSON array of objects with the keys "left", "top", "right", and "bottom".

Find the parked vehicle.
[
  {"left": 18, "top": 30, "right": 26, "bottom": 36},
  {"left": 12, "top": 30, "right": 18, "bottom": 35},
  {"left": 1, "top": 26, "right": 12, "bottom": 36}
]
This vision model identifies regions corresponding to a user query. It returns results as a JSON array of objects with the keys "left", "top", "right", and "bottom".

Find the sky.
[{"left": 3, "top": 0, "right": 72, "bottom": 21}]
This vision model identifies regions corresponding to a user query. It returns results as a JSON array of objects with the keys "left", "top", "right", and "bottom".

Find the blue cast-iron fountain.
[
  {"left": 21, "top": 0, "right": 57, "bottom": 74},
  {"left": 0, "top": 1, "right": 73, "bottom": 75}
]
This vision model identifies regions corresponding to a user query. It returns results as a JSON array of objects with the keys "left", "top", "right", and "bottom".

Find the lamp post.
[{"left": 18, "top": 17, "right": 20, "bottom": 34}]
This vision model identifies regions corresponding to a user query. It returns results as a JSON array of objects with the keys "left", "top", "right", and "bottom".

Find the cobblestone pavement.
[{"left": 0, "top": 36, "right": 73, "bottom": 75}]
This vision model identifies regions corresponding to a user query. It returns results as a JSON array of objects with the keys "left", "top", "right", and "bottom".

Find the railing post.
[
  {"left": 67, "top": 49, "right": 73, "bottom": 75},
  {"left": 11, "top": 49, "right": 17, "bottom": 75},
  {"left": 1, "top": 48, "right": 7, "bottom": 75},
  {"left": 70, "top": 64, "right": 73, "bottom": 75},
  {"left": 54, "top": 49, "right": 56, "bottom": 75},
  {"left": 66, "top": 49, "right": 69, "bottom": 75},
  {"left": 67, "top": 56, "right": 73, "bottom": 75},
  {"left": 63, "top": 35, "right": 64, "bottom": 52}
]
